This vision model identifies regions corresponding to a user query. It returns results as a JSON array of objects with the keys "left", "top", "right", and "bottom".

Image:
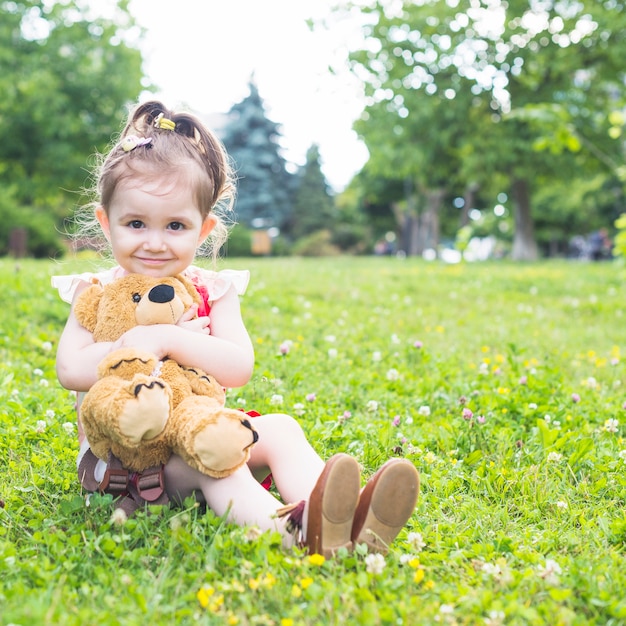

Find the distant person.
[
  {"left": 589, "top": 228, "right": 612, "bottom": 261},
  {"left": 52, "top": 101, "right": 418, "bottom": 556}
]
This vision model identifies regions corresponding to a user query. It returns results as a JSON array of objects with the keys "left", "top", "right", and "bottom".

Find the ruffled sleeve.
[
  {"left": 184, "top": 266, "right": 250, "bottom": 302},
  {"left": 51, "top": 267, "right": 125, "bottom": 304}
]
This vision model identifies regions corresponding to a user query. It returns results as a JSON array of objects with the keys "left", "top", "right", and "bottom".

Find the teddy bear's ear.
[{"left": 74, "top": 284, "right": 104, "bottom": 333}]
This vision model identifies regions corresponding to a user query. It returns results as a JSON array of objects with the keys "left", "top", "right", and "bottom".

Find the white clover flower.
[
  {"left": 327, "top": 348, "right": 338, "bottom": 359},
  {"left": 41, "top": 341, "right": 52, "bottom": 352},
  {"left": 556, "top": 500, "right": 568, "bottom": 510},
  {"left": 528, "top": 402, "right": 538, "bottom": 410},
  {"left": 236, "top": 397, "right": 247, "bottom": 406},
  {"left": 271, "top": 306, "right": 280, "bottom": 314},
  {"left": 325, "top": 335, "right": 336, "bottom": 343},
  {"left": 39, "top": 379, "right": 49, "bottom": 387},
  {"left": 619, "top": 450, "right": 626, "bottom": 461},
  {"left": 537, "top": 559, "right": 562, "bottom": 585},
  {"left": 407, "top": 531, "right": 426, "bottom": 552},
  {"left": 372, "top": 351, "right": 382, "bottom": 362},
  {"left": 45, "top": 409, "right": 55, "bottom": 419},
  {"left": 391, "top": 334, "right": 400, "bottom": 344},
  {"left": 547, "top": 451, "right": 563, "bottom": 463},
  {"left": 366, "top": 400, "right": 379, "bottom": 412},
  {"left": 603, "top": 418, "right": 619, "bottom": 433},
  {"left": 293, "top": 403, "right": 305, "bottom": 416},
  {"left": 62, "top": 422, "right": 75, "bottom": 434},
  {"left": 36, "top": 420, "right": 46, "bottom": 433},
  {"left": 386, "top": 368, "right": 400, "bottom": 381},
  {"left": 270, "top": 394, "right": 283, "bottom": 406},
  {"left": 33, "top": 368, "right": 44, "bottom": 377},
  {"left": 365, "top": 553, "right": 386, "bottom": 575},
  {"left": 418, "top": 405, "right": 431, "bottom": 416},
  {"left": 110, "top": 508, "right": 128, "bottom": 526}
]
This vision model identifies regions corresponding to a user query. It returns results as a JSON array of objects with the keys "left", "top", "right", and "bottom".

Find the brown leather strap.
[{"left": 77, "top": 448, "right": 169, "bottom": 511}]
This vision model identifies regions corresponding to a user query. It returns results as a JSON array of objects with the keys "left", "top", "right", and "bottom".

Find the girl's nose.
[{"left": 143, "top": 230, "right": 167, "bottom": 251}]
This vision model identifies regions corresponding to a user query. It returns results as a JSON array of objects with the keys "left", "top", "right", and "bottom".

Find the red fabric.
[{"left": 193, "top": 283, "right": 212, "bottom": 318}]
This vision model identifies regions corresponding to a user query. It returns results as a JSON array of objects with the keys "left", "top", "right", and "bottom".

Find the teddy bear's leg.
[
  {"left": 97, "top": 348, "right": 160, "bottom": 379},
  {"left": 80, "top": 374, "right": 174, "bottom": 471},
  {"left": 166, "top": 397, "right": 258, "bottom": 478}
]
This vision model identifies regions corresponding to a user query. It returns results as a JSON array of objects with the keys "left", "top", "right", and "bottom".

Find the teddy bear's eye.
[{"left": 132, "top": 293, "right": 141, "bottom": 303}]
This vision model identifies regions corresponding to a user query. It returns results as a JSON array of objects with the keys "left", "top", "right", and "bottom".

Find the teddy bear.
[{"left": 73, "top": 273, "right": 258, "bottom": 479}]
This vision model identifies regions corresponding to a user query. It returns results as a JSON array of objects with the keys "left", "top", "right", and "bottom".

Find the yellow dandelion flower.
[
  {"left": 435, "top": 325, "right": 445, "bottom": 333},
  {"left": 300, "top": 577, "right": 314, "bottom": 589},
  {"left": 481, "top": 346, "right": 490, "bottom": 353},
  {"left": 495, "top": 354, "right": 505, "bottom": 363},
  {"left": 424, "top": 580, "right": 435, "bottom": 590},
  {"left": 227, "top": 615, "right": 239, "bottom": 625},
  {"left": 482, "top": 357, "right": 491, "bottom": 365},
  {"left": 262, "top": 572, "right": 277, "bottom": 589},
  {"left": 291, "top": 584, "right": 302, "bottom": 598},
  {"left": 256, "top": 337, "right": 264, "bottom": 344},
  {"left": 248, "top": 577, "right": 260, "bottom": 591},
  {"left": 408, "top": 558, "right": 421, "bottom": 569},
  {"left": 413, "top": 568, "right": 425, "bottom": 584},
  {"left": 281, "top": 619, "right": 295, "bottom": 626},
  {"left": 308, "top": 553, "right": 326, "bottom": 566},
  {"left": 209, "top": 595, "right": 224, "bottom": 613},
  {"left": 502, "top": 408, "right": 508, "bottom": 414},
  {"left": 197, "top": 585, "right": 215, "bottom": 609}
]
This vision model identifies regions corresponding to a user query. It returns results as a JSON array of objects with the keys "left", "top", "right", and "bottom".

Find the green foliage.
[
  {"left": 286, "top": 145, "right": 336, "bottom": 239},
  {"left": 2, "top": 257, "right": 626, "bottom": 624},
  {"left": 339, "top": 0, "right": 626, "bottom": 259},
  {"left": 613, "top": 213, "right": 626, "bottom": 259},
  {"left": 0, "top": 0, "right": 145, "bottom": 257}
]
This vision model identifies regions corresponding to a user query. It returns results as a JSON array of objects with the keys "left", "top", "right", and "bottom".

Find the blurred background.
[{"left": 1, "top": 0, "right": 625, "bottom": 262}]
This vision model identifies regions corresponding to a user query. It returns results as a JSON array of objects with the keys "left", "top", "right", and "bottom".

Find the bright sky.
[{"left": 127, "top": 0, "right": 369, "bottom": 191}]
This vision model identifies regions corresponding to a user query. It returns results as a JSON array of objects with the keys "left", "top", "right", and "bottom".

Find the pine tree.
[
  {"left": 221, "top": 81, "right": 294, "bottom": 229},
  {"left": 287, "top": 144, "right": 336, "bottom": 240}
]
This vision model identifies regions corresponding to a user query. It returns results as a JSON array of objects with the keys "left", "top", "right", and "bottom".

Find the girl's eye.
[
  {"left": 168, "top": 222, "right": 185, "bottom": 231},
  {"left": 128, "top": 220, "right": 144, "bottom": 229}
]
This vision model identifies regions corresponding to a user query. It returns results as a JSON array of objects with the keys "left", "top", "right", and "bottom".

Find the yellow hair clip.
[{"left": 154, "top": 113, "right": 176, "bottom": 131}]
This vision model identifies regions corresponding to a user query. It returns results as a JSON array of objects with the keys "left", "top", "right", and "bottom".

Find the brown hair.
[{"left": 76, "top": 100, "right": 236, "bottom": 260}]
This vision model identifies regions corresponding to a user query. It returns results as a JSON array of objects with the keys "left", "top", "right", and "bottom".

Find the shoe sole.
[
  {"left": 307, "top": 453, "right": 360, "bottom": 558},
  {"left": 351, "top": 459, "right": 420, "bottom": 554}
]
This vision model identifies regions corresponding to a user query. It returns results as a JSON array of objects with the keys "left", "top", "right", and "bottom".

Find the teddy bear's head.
[{"left": 75, "top": 274, "right": 202, "bottom": 342}]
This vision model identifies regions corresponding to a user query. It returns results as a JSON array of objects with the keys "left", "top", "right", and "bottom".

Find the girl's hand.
[{"left": 177, "top": 304, "right": 211, "bottom": 335}]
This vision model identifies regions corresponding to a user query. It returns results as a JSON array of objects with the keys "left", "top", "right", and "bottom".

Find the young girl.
[{"left": 53, "top": 100, "right": 419, "bottom": 556}]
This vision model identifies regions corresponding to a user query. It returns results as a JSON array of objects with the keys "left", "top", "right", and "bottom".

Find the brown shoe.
[
  {"left": 351, "top": 458, "right": 420, "bottom": 554},
  {"left": 278, "top": 453, "right": 360, "bottom": 558}
]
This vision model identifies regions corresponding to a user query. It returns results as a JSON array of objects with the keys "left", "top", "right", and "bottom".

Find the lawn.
[{"left": 0, "top": 256, "right": 625, "bottom": 625}]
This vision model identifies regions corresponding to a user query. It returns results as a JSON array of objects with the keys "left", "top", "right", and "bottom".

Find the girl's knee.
[{"left": 256, "top": 412, "right": 306, "bottom": 439}]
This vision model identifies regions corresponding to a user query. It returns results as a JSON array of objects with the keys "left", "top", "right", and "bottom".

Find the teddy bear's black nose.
[{"left": 148, "top": 284, "right": 175, "bottom": 304}]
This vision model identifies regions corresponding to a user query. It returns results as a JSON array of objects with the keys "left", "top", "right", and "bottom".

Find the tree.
[
  {"left": 0, "top": 0, "right": 144, "bottom": 256},
  {"left": 286, "top": 144, "right": 336, "bottom": 240},
  {"left": 342, "top": 0, "right": 626, "bottom": 259},
  {"left": 221, "top": 81, "right": 294, "bottom": 230}
]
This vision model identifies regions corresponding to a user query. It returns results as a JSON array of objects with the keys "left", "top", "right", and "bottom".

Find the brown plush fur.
[{"left": 75, "top": 274, "right": 257, "bottom": 478}]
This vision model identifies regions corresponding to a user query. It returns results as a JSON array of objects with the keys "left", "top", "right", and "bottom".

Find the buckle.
[
  {"left": 136, "top": 466, "right": 165, "bottom": 502},
  {"left": 99, "top": 468, "right": 129, "bottom": 494}
]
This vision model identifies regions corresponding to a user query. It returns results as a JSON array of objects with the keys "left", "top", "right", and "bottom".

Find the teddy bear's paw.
[
  {"left": 98, "top": 348, "right": 159, "bottom": 379},
  {"left": 191, "top": 413, "right": 258, "bottom": 476},
  {"left": 117, "top": 375, "right": 172, "bottom": 445}
]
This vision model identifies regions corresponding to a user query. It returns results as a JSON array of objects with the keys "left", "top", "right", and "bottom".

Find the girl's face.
[{"left": 96, "top": 175, "right": 215, "bottom": 278}]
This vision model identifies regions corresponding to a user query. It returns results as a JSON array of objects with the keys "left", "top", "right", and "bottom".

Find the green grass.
[{"left": 1, "top": 256, "right": 625, "bottom": 625}]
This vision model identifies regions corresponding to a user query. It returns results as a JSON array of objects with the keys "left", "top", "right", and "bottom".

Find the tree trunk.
[
  {"left": 511, "top": 178, "right": 538, "bottom": 261},
  {"left": 461, "top": 182, "right": 479, "bottom": 227}
]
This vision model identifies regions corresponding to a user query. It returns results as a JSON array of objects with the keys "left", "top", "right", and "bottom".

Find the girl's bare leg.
[{"left": 163, "top": 413, "right": 325, "bottom": 546}]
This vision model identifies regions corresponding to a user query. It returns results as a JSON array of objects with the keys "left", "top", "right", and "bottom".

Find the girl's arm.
[
  {"left": 97, "top": 284, "right": 254, "bottom": 389},
  {"left": 56, "top": 282, "right": 116, "bottom": 391}
]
